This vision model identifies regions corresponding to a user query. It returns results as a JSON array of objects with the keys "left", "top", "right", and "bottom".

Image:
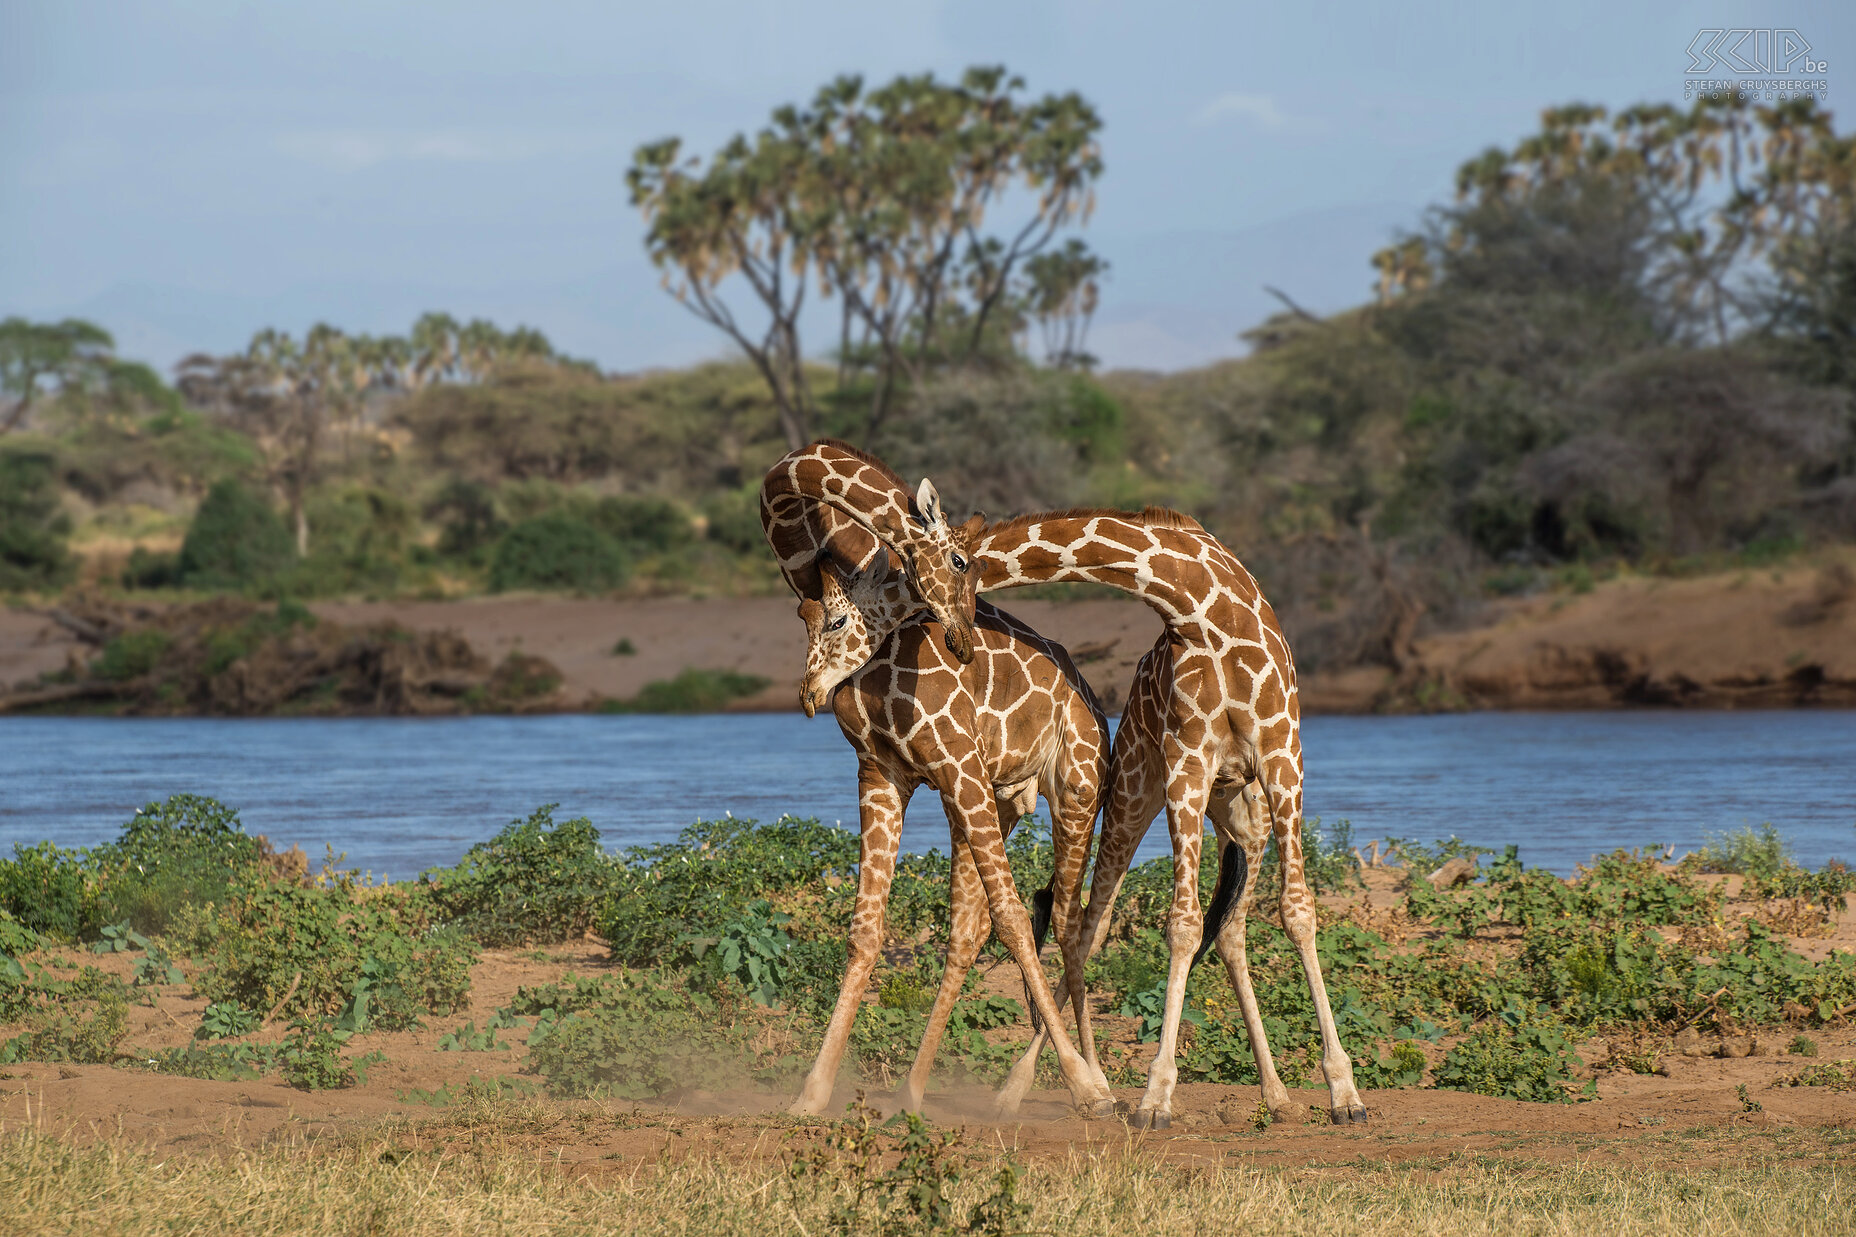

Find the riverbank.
[{"left": 4, "top": 556, "right": 1852, "bottom": 714}]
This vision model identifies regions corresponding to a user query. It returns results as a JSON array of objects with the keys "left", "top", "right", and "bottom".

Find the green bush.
[
  {"left": 521, "top": 970, "right": 773, "bottom": 1099},
  {"left": 598, "top": 816, "right": 859, "bottom": 965},
  {"left": 589, "top": 495, "right": 694, "bottom": 555},
  {"left": 91, "top": 630, "right": 172, "bottom": 681},
  {"left": 275, "top": 485, "right": 415, "bottom": 596},
  {"left": 489, "top": 511, "right": 628, "bottom": 593},
  {"left": 0, "top": 961, "right": 129, "bottom": 1065},
  {"left": 683, "top": 900, "right": 794, "bottom": 1006},
  {"left": 0, "top": 449, "right": 74, "bottom": 592},
  {"left": 428, "top": 478, "right": 505, "bottom": 561},
  {"left": 0, "top": 843, "right": 103, "bottom": 942},
  {"left": 189, "top": 879, "right": 475, "bottom": 1029},
  {"left": 178, "top": 479, "right": 295, "bottom": 588},
  {"left": 699, "top": 485, "right": 763, "bottom": 555},
  {"left": 1434, "top": 1009, "right": 1590, "bottom": 1103},
  {"left": 129, "top": 1042, "right": 274, "bottom": 1081},
  {"left": 420, "top": 805, "right": 613, "bottom": 947},
  {"left": 597, "top": 668, "right": 770, "bottom": 713},
  {"left": 90, "top": 795, "right": 266, "bottom": 936},
  {"left": 278, "top": 1020, "right": 382, "bottom": 1090}
]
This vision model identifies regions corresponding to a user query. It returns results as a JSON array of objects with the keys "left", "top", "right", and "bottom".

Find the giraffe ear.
[
  {"left": 854, "top": 555, "right": 886, "bottom": 589},
  {"left": 915, "top": 477, "right": 944, "bottom": 529}
]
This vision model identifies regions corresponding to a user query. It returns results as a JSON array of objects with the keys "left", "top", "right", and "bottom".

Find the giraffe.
[
  {"left": 760, "top": 439, "right": 982, "bottom": 664},
  {"left": 992, "top": 631, "right": 1289, "bottom": 1123},
  {"left": 967, "top": 506, "right": 1367, "bottom": 1128},
  {"left": 798, "top": 556, "right": 1114, "bottom": 1114}
]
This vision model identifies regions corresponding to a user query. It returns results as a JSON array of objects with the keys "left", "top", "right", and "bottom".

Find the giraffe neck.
[
  {"left": 760, "top": 445, "right": 920, "bottom": 601},
  {"left": 849, "top": 571, "right": 927, "bottom": 647},
  {"left": 976, "top": 512, "right": 1248, "bottom": 638}
]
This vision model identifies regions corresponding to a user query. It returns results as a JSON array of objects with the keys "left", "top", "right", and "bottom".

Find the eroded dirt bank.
[{"left": 3, "top": 558, "right": 1852, "bottom": 714}]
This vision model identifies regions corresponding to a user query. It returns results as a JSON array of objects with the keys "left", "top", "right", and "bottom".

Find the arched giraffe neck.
[{"left": 976, "top": 512, "right": 1251, "bottom": 640}]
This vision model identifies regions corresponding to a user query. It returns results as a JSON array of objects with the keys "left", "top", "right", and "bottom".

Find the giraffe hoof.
[
  {"left": 1132, "top": 1109, "right": 1170, "bottom": 1131},
  {"left": 1329, "top": 1104, "right": 1369, "bottom": 1126},
  {"left": 1087, "top": 1098, "right": 1119, "bottom": 1119}
]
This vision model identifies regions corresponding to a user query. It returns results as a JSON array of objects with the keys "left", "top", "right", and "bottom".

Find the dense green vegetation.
[
  {"left": 3, "top": 795, "right": 1850, "bottom": 1105},
  {"left": 0, "top": 90, "right": 1850, "bottom": 686}
]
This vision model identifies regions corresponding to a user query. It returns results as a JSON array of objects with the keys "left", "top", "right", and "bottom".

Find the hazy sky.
[{"left": 2, "top": 1, "right": 1847, "bottom": 374}]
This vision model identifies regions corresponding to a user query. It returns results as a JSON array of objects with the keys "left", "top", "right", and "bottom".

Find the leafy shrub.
[
  {"left": 420, "top": 805, "right": 612, "bottom": 947},
  {"left": 597, "top": 667, "right": 771, "bottom": 713},
  {"left": 700, "top": 485, "right": 763, "bottom": 555},
  {"left": 589, "top": 495, "right": 693, "bottom": 555},
  {"left": 0, "top": 911, "right": 39, "bottom": 958},
  {"left": 436, "top": 1021, "right": 509, "bottom": 1052},
  {"left": 189, "top": 879, "right": 475, "bottom": 1028},
  {"left": 488, "top": 512, "right": 628, "bottom": 593},
  {"left": 788, "top": 1099, "right": 1031, "bottom": 1237},
  {"left": 521, "top": 971, "right": 777, "bottom": 1099},
  {"left": 278, "top": 1020, "right": 382, "bottom": 1090},
  {"left": 196, "top": 1001, "right": 261, "bottom": 1040},
  {"left": 684, "top": 900, "right": 794, "bottom": 1006},
  {"left": 275, "top": 484, "right": 415, "bottom": 596},
  {"left": 177, "top": 479, "right": 295, "bottom": 588},
  {"left": 1434, "top": 1009, "right": 1590, "bottom": 1103},
  {"left": 599, "top": 816, "right": 859, "bottom": 964},
  {"left": 91, "top": 795, "right": 266, "bottom": 935},
  {"left": 0, "top": 842, "right": 103, "bottom": 942},
  {"left": 128, "top": 1042, "right": 275, "bottom": 1081},
  {"left": 0, "top": 961, "right": 129, "bottom": 1065},
  {"left": 428, "top": 478, "right": 505, "bottom": 561},
  {"left": 91, "top": 630, "right": 172, "bottom": 681},
  {"left": 0, "top": 449, "right": 74, "bottom": 592},
  {"left": 1779, "top": 1059, "right": 1856, "bottom": 1091},
  {"left": 120, "top": 546, "right": 182, "bottom": 590}
]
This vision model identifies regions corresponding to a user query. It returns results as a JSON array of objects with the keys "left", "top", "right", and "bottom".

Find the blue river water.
[{"left": 2, "top": 711, "right": 1852, "bottom": 879}]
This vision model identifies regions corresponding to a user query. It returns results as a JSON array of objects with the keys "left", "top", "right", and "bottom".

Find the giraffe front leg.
[
  {"left": 1133, "top": 754, "right": 1211, "bottom": 1130},
  {"left": 897, "top": 836, "right": 989, "bottom": 1112},
  {"left": 998, "top": 732, "right": 1165, "bottom": 1114},
  {"left": 1208, "top": 780, "right": 1295, "bottom": 1121},
  {"left": 790, "top": 766, "right": 905, "bottom": 1116},
  {"left": 1265, "top": 760, "right": 1367, "bottom": 1125},
  {"left": 940, "top": 776, "right": 1114, "bottom": 1117}
]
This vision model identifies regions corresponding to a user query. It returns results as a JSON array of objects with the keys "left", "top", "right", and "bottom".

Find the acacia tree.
[
  {"left": 628, "top": 65, "right": 1105, "bottom": 447},
  {"left": 1376, "top": 96, "right": 1856, "bottom": 344},
  {"left": 177, "top": 325, "right": 382, "bottom": 555},
  {"left": 1022, "top": 239, "right": 1108, "bottom": 369},
  {"left": 0, "top": 318, "right": 116, "bottom": 433}
]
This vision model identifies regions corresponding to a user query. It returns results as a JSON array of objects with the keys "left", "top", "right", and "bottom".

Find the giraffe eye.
[
  {"left": 827, "top": 615, "right": 848, "bottom": 632},
  {"left": 951, "top": 553, "right": 968, "bottom": 573}
]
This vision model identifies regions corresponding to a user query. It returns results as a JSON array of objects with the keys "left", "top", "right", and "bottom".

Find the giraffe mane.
[{"left": 981, "top": 505, "right": 1208, "bottom": 539}]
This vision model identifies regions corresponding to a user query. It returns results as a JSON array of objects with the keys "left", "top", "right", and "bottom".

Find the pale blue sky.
[{"left": 2, "top": 1, "right": 1846, "bottom": 374}]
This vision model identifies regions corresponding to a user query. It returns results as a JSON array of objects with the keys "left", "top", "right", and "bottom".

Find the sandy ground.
[
  {"left": 4, "top": 870, "right": 1853, "bottom": 1171},
  {"left": 4, "top": 556, "right": 1853, "bottom": 713}
]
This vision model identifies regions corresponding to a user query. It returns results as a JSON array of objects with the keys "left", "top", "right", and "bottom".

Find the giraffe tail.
[
  {"left": 1030, "top": 881, "right": 1055, "bottom": 952},
  {"left": 1017, "top": 878, "right": 1059, "bottom": 1036},
  {"left": 1192, "top": 841, "right": 1246, "bottom": 972}
]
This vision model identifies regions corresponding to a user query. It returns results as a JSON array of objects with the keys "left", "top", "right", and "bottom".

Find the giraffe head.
[
  {"left": 867, "top": 477, "right": 983, "bottom": 665},
  {"left": 796, "top": 558, "right": 886, "bottom": 717}
]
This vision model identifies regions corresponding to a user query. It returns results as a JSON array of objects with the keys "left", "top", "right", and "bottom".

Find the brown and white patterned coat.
[
  {"left": 800, "top": 558, "right": 1115, "bottom": 1113},
  {"left": 973, "top": 507, "right": 1367, "bottom": 1128}
]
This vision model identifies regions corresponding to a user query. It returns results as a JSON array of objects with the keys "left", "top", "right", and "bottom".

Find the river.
[{"left": 3, "top": 711, "right": 1853, "bottom": 878}]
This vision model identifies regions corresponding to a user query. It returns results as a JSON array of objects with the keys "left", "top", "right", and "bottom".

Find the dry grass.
[{"left": 2, "top": 1103, "right": 1852, "bottom": 1237}]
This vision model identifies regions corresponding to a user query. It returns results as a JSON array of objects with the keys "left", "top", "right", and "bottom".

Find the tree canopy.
[{"left": 628, "top": 65, "right": 1106, "bottom": 447}]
